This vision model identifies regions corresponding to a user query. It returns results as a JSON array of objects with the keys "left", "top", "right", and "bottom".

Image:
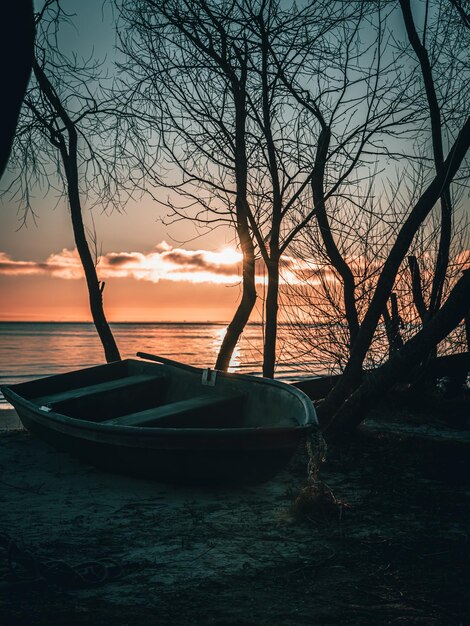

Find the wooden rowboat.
[{"left": 1, "top": 353, "right": 317, "bottom": 485}]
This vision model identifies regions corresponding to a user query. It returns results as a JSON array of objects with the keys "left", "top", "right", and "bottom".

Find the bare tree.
[
  {"left": 117, "top": 0, "right": 414, "bottom": 377},
  {"left": 117, "top": 0, "right": 259, "bottom": 371},
  {"left": 399, "top": 0, "right": 462, "bottom": 323},
  {"left": 267, "top": 0, "right": 468, "bottom": 438},
  {"left": 317, "top": 116, "right": 469, "bottom": 426},
  {"left": 323, "top": 268, "right": 470, "bottom": 438},
  {"left": 6, "top": 2, "right": 126, "bottom": 362}
]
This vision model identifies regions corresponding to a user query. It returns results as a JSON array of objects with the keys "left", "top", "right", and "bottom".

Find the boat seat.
[
  {"left": 33, "top": 374, "right": 165, "bottom": 406},
  {"left": 102, "top": 392, "right": 246, "bottom": 428}
]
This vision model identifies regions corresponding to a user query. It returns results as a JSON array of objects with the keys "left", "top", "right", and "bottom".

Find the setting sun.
[{"left": 212, "top": 247, "right": 243, "bottom": 266}]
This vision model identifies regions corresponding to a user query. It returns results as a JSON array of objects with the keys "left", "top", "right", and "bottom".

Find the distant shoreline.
[
  {"left": 0, "top": 320, "right": 232, "bottom": 325},
  {"left": 0, "top": 320, "right": 328, "bottom": 327}
]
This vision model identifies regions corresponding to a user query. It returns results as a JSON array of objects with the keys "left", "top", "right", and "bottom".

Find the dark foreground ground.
[{"left": 0, "top": 390, "right": 469, "bottom": 625}]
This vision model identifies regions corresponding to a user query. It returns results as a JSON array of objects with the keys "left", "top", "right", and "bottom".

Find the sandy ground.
[
  {"left": 0, "top": 410, "right": 324, "bottom": 623},
  {"left": 0, "top": 410, "right": 23, "bottom": 430},
  {"left": 1, "top": 406, "right": 469, "bottom": 625},
  {"left": 0, "top": 419, "right": 310, "bottom": 591}
]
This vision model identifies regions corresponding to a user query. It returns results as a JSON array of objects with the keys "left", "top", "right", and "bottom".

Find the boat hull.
[
  {"left": 2, "top": 357, "right": 317, "bottom": 485},
  {"left": 13, "top": 402, "right": 301, "bottom": 484},
  {"left": 21, "top": 414, "right": 299, "bottom": 484}
]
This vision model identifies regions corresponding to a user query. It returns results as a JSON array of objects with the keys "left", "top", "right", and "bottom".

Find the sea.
[{"left": 0, "top": 322, "right": 333, "bottom": 412}]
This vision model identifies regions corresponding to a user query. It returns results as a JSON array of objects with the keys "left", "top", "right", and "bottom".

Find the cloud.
[
  {"left": 0, "top": 243, "right": 245, "bottom": 285},
  {"left": 0, "top": 243, "right": 343, "bottom": 287},
  {"left": 99, "top": 243, "right": 245, "bottom": 284},
  {"left": 105, "top": 253, "right": 143, "bottom": 267},
  {"left": 0, "top": 250, "right": 83, "bottom": 279}
]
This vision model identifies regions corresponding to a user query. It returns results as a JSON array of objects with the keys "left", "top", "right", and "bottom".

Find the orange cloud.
[
  {"left": 0, "top": 250, "right": 82, "bottom": 279},
  {"left": 0, "top": 244, "right": 245, "bottom": 285},
  {"left": 100, "top": 244, "right": 246, "bottom": 284},
  {"left": 0, "top": 243, "right": 335, "bottom": 286}
]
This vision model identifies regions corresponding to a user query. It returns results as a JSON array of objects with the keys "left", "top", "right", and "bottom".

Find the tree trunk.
[
  {"left": 321, "top": 269, "right": 470, "bottom": 440},
  {"left": 263, "top": 255, "right": 280, "bottom": 378},
  {"left": 383, "top": 292, "right": 404, "bottom": 356},
  {"left": 215, "top": 220, "right": 256, "bottom": 371},
  {"left": 399, "top": 0, "right": 453, "bottom": 316},
  {"left": 430, "top": 193, "right": 452, "bottom": 314},
  {"left": 66, "top": 167, "right": 121, "bottom": 363},
  {"left": 32, "top": 60, "right": 121, "bottom": 363},
  {"left": 215, "top": 73, "right": 259, "bottom": 371},
  {"left": 311, "top": 127, "right": 360, "bottom": 351},
  {"left": 408, "top": 255, "right": 428, "bottom": 322},
  {"left": 258, "top": 16, "right": 282, "bottom": 380}
]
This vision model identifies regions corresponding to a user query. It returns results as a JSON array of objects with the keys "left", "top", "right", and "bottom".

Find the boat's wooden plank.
[
  {"left": 103, "top": 392, "right": 245, "bottom": 428},
  {"left": 16, "top": 360, "right": 130, "bottom": 400},
  {"left": 48, "top": 375, "right": 168, "bottom": 422},
  {"left": 34, "top": 374, "right": 164, "bottom": 406}
]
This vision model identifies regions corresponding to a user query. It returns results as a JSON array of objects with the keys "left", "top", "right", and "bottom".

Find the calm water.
[{"left": 0, "top": 322, "right": 332, "bottom": 411}]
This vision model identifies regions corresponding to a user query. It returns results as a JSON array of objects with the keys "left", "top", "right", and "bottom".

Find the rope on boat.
[{"left": 0, "top": 531, "right": 123, "bottom": 589}]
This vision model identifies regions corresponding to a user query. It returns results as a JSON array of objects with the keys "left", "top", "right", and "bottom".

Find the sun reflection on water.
[{"left": 213, "top": 326, "right": 241, "bottom": 371}]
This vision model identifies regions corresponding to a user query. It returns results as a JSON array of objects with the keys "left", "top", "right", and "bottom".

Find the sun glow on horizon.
[
  {"left": 211, "top": 247, "right": 243, "bottom": 266},
  {"left": 0, "top": 242, "right": 247, "bottom": 322}
]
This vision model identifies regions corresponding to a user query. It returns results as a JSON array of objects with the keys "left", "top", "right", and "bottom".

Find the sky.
[
  {"left": 0, "top": 0, "right": 247, "bottom": 323},
  {"left": 1, "top": 1, "right": 467, "bottom": 323}
]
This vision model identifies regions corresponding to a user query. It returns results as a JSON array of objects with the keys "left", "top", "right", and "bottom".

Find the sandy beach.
[
  {"left": 1, "top": 406, "right": 469, "bottom": 625},
  {"left": 0, "top": 409, "right": 23, "bottom": 431}
]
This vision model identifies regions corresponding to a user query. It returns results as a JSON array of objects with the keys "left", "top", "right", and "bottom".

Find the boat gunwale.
[
  {"left": 2, "top": 357, "right": 317, "bottom": 423},
  {"left": 1, "top": 383, "right": 318, "bottom": 438},
  {"left": 0, "top": 352, "right": 319, "bottom": 436},
  {"left": 136, "top": 352, "right": 317, "bottom": 419}
]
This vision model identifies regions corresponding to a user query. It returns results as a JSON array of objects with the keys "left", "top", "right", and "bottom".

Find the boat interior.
[{"left": 11, "top": 359, "right": 303, "bottom": 429}]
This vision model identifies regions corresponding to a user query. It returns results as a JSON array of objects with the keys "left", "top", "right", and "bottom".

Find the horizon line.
[
  {"left": 0, "top": 319, "right": 231, "bottom": 325},
  {"left": 0, "top": 320, "right": 311, "bottom": 326}
]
